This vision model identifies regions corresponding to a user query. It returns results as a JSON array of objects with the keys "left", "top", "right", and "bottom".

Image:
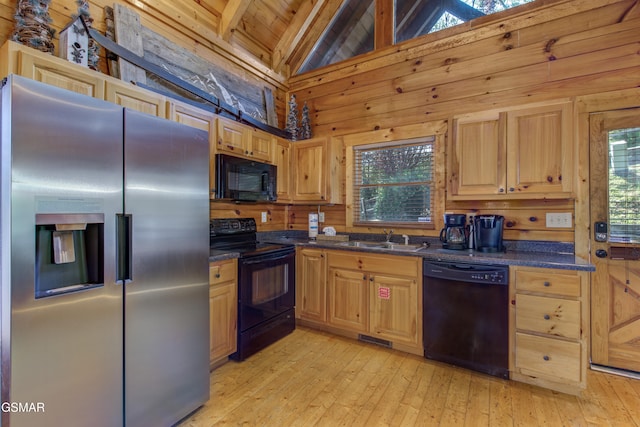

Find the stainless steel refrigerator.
[{"left": 0, "top": 75, "right": 210, "bottom": 427}]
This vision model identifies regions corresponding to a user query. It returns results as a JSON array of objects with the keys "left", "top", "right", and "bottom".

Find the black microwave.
[{"left": 215, "top": 154, "right": 277, "bottom": 202}]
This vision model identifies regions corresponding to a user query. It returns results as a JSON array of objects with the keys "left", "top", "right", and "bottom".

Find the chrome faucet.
[{"left": 383, "top": 229, "right": 394, "bottom": 242}]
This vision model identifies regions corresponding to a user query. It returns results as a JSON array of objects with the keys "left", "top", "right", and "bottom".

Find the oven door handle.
[{"left": 242, "top": 251, "right": 293, "bottom": 265}]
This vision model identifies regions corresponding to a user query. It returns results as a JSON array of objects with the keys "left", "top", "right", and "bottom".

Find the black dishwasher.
[{"left": 423, "top": 260, "right": 509, "bottom": 379}]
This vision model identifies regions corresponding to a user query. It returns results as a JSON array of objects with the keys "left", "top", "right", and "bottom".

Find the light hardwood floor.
[{"left": 179, "top": 326, "right": 640, "bottom": 426}]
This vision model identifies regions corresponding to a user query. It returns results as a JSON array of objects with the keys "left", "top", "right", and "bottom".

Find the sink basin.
[
  {"left": 380, "top": 242, "right": 426, "bottom": 252},
  {"left": 337, "top": 241, "right": 426, "bottom": 252},
  {"left": 338, "top": 241, "right": 387, "bottom": 248}
]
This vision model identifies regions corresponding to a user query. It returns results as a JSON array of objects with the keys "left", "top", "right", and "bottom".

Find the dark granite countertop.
[
  {"left": 256, "top": 236, "right": 594, "bottom": 272},
  {"left": 209, "top": 249, "right": 240, "bottom": 262}
]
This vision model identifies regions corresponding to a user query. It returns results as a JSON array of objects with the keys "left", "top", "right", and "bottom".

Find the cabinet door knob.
[
  {"left": 543, "top": 355, "right": 550, "bottom": 361},
  {"left": 363, "top": 275, "right": 367, "bottom": 280},
  {"left": 499, "top": 188, "right": 505, "bottom": 193},
  {"left": 369, "top": 276, "right": 374, "bottom": 282},
  {"left": 543, "top": 281, "right": 551, "bottom": 287},
  {"left": 509, "top": 187, "right": 515, "bottom": 192},
  {"left": 544, "top": 314, "right": 550, "bottom": 320},
  {"left": 215, "top": 273, "right": 221, "bottom": 278}
]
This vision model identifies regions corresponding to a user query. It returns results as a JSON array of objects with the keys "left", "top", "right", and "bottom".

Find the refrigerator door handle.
[{"left": 117, "top": 214, "right": 132, "bottom": 283}]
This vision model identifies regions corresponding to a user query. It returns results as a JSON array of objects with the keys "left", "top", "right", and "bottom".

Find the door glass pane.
[{"left": 609, "top": 127, "right": 640, "bottom": 242}]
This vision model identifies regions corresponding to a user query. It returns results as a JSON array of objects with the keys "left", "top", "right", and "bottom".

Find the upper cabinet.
[
  {"left": 167, "top": 100, "right": 217, "bottom": 193},
  {"left": 275, "top": 138, "right": 292, "bottom": 203},
  {"left": 448, "top": 101, "right": 574, "bottom": 200},
  {"left": 216, "top": 116, "right": 275, "bottom": 164},
  {"left": 1, "top": 41, "right": 105, "bottom": 98},
  {"left": 105, "top": 80, "right": 167, "bottom": 118},
  {"left": 291, "top": 136, "right": 343, "bottom": 204}
]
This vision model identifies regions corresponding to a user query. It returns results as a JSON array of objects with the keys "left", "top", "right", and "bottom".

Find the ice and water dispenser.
[{"left": 35, "top": 213, "right": 104, "bottom": 298}]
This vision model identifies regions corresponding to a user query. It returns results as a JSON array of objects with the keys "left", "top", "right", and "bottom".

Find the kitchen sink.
[
  {"left": 337, "top": 241, "right": 426, "bottom": 252},
  {"left": 338, "top": 241, "right": 387, "bottom": 248}
]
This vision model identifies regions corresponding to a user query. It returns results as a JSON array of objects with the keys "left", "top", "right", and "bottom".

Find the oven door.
[{"left": 238, "top": 248, "right": 295, "bottom": 332}]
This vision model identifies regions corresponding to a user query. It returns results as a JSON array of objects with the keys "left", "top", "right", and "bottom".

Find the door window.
[{"left": 608, "top": 127, "right": 640, "bottom": 242}]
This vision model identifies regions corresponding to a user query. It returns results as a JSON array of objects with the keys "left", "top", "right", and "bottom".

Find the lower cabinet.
[
  {"left": 297, "top": 248, "right": 422, "bottom": 355},
  {"left": 511, "top": 266, "right": 588, "bottom": 394},
  {"left": 295, "top": 248, "right": 327, "bottom": 322},
  {"left": 209, "top": 258, "right": 238, "bottom": 367}
]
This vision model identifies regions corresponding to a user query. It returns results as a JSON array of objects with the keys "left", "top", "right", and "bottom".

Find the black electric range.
[
  {"left": 210, "top": 218, "right": 296, "bottom": 361},
  {"left": 210, "top": 218, "right": 293, "bottom": 258}
]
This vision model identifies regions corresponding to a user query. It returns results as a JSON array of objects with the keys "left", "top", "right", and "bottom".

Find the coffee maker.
[
  {"left": 439, "top": 214, "right": 468, "bottom": 250},
  {"left": 474, "top": 215, "right": 505, "bottom": 252}
]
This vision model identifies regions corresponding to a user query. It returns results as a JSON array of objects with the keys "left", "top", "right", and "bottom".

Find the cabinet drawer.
[
  {"left": 516, "top": 294, "right": 580, "bottom": 339},
  {"left": 326, "top": 250, "right": 419, "bottom": 277},
  {"left": 515, "top": 269, "right": 580, "bottom": 297},
  {"left": 209, "top": 259, "right": 237, "bottom": 285},
  {"left": 515, "top": 333, "right": 581, "bottom": 383}
]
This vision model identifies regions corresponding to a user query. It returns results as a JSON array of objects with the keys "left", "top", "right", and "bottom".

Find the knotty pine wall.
[{"left": 286, "top": 0, "right": 640, "bottom": 243}]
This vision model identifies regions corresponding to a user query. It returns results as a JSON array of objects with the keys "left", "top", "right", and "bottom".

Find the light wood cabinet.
[
  {"left": 370, "top": 273, "right": 419, "bottom": 346},
  {"left": 295, "top": 248, "right": 422, "bottom": 355},
  {"left": 105, "top": 80, "right": 167, "bottom": 117},
  {"left": 295, "top": 248, "right": 326, "bottom": 322},
  {"left": 327, "top": 267, "right": 369, "bottom": 332},
  {"left": 510, "top": 266, "right": 587, "bottom": 394},
  {"left": 291, "top": 136, "right": 343, "bottom": 204},
  {"left": 209, "top": 259, "right": 238, "bottom": 366},
  {"left": 248, "top": 127, "right": 275, "bottom": 163},
  {"left": 326, "top": 250, "right": 422, "bottom": 354},
  {"left": 167, "top": 100, "right": 216, "bottom": 193},
  {"left": 1, "top": 40, "right": 105, "bottom": 98},
  {"left": 275, "top": 138, "right": 292, "bottom": 203},
  {"left": 215, "top": 116, "right": 275, "bottom": 163},
  {"left": 449, "top": 101, "right": 574, "bottom": 200}
]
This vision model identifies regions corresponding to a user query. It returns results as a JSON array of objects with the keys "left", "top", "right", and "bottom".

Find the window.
[
  {"left": 298, "top": 0, "right": 535, "bottom": 74},
  {"left": 299, "top": 0, "right": 375, "bottom": 74},
  {"left": 608, "top": 127, "right": 640, "bottom": 242},
  {"left": 353, "top": 137, "right": 434, "bottom": 226},
  {"left": 396, "top": 0, "right": 535, "bottom": 43}
]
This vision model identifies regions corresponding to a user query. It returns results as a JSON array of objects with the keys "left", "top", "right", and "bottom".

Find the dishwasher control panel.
[
  {"left": 470, "top": 272, "right": 506, "bottom": 283},
  {"left": 423, "top": 261, "right": 508, "bottom": 285}
]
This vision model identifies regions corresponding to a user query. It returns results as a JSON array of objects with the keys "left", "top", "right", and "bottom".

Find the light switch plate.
[
  {"left": 546, "top": 212, "right": 572, "bottom": 228},
  {"left": 261, "top": 212, "right": 267, "bottom": 223},
  {"left": 319, "top": 212, "right": 325, "bottom": 223}
]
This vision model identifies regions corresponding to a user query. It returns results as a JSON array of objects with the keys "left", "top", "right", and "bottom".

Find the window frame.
[{"left": 344, "top": 121, "right": 447, "bottom": 233}]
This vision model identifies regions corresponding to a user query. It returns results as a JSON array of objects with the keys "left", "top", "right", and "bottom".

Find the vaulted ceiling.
[
  {"left": 202, "top": 0, "right": 533, "bottom": 80},
  {"left": 201, "top": 0, "right": 346, "bottom": 79}
]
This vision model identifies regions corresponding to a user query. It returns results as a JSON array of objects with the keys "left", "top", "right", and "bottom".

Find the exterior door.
[{"left": 590, "top": 108, "right": 640, "bottom": 373}]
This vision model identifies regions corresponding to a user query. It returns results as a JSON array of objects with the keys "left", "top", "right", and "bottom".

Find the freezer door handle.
[{"left": 117, "top": 214, "right": 132, "bottom": 283}]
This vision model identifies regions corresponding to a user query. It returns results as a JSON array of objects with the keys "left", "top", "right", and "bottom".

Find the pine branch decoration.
[
  {"left": 11, "top": 0, "right": 56, "bottom": 54},
  {"left": 286, "top": 94, "right": 299, "bottom": 141}
]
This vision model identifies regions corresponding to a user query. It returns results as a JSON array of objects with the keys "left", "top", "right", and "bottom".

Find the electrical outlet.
[
  {"left": 546, "top": 212, "right": 572, "bottom": 228},
  {"left": 319, "top": 212, "right": 325, "bottom": 223},
  {"left": 261, "top": 212, "right": 267, "bottom": 223}
]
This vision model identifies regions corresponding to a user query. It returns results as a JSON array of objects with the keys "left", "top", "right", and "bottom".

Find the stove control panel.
[{"left": 210, "top": 218, "right": 257, "bottom": 236}]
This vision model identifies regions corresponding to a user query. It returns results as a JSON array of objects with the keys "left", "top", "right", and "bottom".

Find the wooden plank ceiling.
[
  {"left": 199, "top": 0, "right": 519, "bottom": 78},
  {"left": 201, "top": 0, "right": 342, "bottom": 78}
]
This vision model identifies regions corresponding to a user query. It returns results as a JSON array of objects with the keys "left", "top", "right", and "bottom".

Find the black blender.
[{"left": 439, "top": 214, "right": 468, "bottom": 250}]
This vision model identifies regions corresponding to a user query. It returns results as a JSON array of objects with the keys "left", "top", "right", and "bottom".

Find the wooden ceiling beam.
[
  {"left": 286, "top": 0, "right": 346, "bottom": 76},
  {"left": 220, "top": 0, "right": 253, "bottom": 41},
  {"left": 272, "top": 0, "right": 329, "bottom": 75}
]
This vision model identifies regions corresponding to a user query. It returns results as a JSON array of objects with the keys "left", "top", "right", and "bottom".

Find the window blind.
[{"left": 353, "top": 137, "right": 435, "bottom": 226}]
